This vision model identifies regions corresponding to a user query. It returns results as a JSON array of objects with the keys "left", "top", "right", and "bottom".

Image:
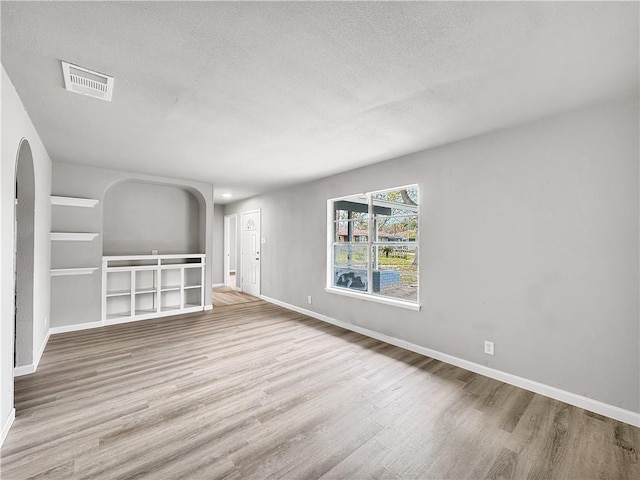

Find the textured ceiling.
[{"left": 1, "top": 1, "right": 638, "bottom": 203}]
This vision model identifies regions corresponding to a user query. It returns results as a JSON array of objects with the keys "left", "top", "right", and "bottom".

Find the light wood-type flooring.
[
  {"left": 212, "top": 287, "right": 260, "bottom": 307},
  {"left": 1, "top": 299, "right": 638, "bottom": 479}
]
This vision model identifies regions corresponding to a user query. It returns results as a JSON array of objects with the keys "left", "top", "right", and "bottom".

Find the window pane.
[
  {"left": 333, "top": 267, "right": 368, "bottom": 291},
  {"left": 333, "top": 194, "right": 369, "bottom": 221},
  {"left": 333, "top": 244, "right": 368, "bottom": 267},
  {"left": 374, "top": 215, "right": 418, "bottom": 242},
  {"left": 372, "top": 187, "right": 419, "bottom": 213},
  {"left": 335, "top": 220, "right": 369, "bottom": 242},
  {"left": 372, "top": 245, "right": 418, "bottom": 302}
]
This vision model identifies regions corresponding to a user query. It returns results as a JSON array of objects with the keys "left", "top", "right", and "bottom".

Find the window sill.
[{"left": 325, "top": 287, "right": 421, "bottom": 311}]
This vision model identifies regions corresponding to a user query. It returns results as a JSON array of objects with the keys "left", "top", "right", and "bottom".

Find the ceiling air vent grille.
[{"left": 61, "top": 61, "right": 114, "bottom": 102}]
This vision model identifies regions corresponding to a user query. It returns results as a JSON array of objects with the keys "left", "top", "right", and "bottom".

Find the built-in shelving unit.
[
  {"left": 102, "top": 254, "right": 205, "bottom": 324},
  {"left": 50, "top": 195, "right": 101, "bottom": 277}
]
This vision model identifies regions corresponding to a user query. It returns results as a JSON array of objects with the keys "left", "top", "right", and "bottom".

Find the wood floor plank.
[
  {"left": 319, "top": 438, "right": 397, "bottom": 480},
  {"left": 212, "top": 286, "right": 260, "bottom": 306},
  {"left": 1, "top": 298, "right": 638, "bottom": 479}
]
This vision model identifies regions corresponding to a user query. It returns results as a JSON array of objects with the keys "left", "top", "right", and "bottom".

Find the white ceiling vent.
[{"left": 61, "top": 61, "right": 114, "bottom": 102}]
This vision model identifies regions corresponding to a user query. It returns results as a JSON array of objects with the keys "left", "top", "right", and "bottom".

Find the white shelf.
[
  {"left": 106, "top": 289, "right": 132, "bottom": 298},
  {"left": 104, "top": 254, "right": 205, "bottom": 261},
  {"left": 135, "top": 288, "right": 156, "bottom": 295},
  {"left": 106, "top": 265, "right": 158, "bottom": 272},
  {"left": 161, "top": 285, "right": 181, "bottom": 292},
  {"left": 51, "top": 232, "right": 99, "bottom": 241},
  {"left": 51, "top": 196, "right": 99, "bottom": 208},
  {"left": 50, "top": 267, "right": 99, "bottom": 277}
]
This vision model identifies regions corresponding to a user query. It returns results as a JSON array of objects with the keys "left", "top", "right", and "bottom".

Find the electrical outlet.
[
  {"left": 307, "top": 296, "right": 312, "bottom": 305},
  {"left": 484, "top": 340, "right": 494, "bottom": 355},
  {"left": 151, "top": 250, "right": 158, "bottom": 255}
]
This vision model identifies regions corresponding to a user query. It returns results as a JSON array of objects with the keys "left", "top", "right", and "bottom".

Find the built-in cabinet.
[{"left": 102, "top": 254, "right": 205, "bottom": 324}]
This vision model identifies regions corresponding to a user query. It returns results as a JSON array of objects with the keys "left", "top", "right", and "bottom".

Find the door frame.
[
  {"left": 223, "top": 213, "right": 238, "bottom": 289},
  {"left": 240, "top": 209, "right": 261, "bottom": 296}
]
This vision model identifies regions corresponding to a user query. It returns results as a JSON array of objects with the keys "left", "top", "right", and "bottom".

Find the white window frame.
[{"left": 325, "top": 185, "right": 420, "bottom": 311}]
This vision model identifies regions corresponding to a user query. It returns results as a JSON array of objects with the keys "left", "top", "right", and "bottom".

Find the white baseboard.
[
  {"left": 13, "top": 364, "right": 35, "bottom": 376},
  {"left": 212, "top": 283, "right": 225, "bottom": 288},
  {"left": 51, "top": 306, "right": 209, "bottom": 334},
  {"left": 49, "top": 321, "right": 103, "bottom": 335},
  {"left": 103, "top": 306, "right": 204, "bottom": 327},
  {"left": 260, "top": 295, "right": 640, "bottom": 427},
  {"left": 404, "top": 341, "right": 640, "bottom": 428},
  {"left": 0, "top": 408, "right": 15, "bottom": 448},
  {"left": 34, "top": 329, "right": 50, "bottom": 368},
  {"left": 14, "top": 329, "right": 52, "bottom": 377}
]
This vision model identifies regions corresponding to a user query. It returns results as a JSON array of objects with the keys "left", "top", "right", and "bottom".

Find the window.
[{"left": 327, "top": 185, "right": 419, "bottom": 310}]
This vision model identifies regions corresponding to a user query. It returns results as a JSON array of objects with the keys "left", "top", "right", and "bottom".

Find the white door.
[{"left": 241, "top": 210, "right": 260, "bottom": 296}]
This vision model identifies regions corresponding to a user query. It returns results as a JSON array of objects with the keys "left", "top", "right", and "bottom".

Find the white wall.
[
  {"left": 213, "top": 204, "right": 224, "bottom": 285},
  {"left": 103, "top": 181, "right": 201, "bottom": 256},
  {"left": 224, "top": 95, "right": 639, "bottom": 417},
  {"left": 1, "top": 66, "right": 52, "bottom": 444}
]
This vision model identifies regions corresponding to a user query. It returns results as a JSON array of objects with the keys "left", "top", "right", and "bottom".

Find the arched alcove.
[
  {"left": 14, "top": 139, "right": 35, "bottom": 367},
  {"left": 103, "top": 180, "right": 204, "bottom": 256}
]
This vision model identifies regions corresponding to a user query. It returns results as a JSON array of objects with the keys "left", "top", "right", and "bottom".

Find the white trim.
[
  {"left": 103, "top": 254, "right": 205, "bottom": 261},
  {"left": 260, "top": 294, "right": 640, "bottom": 428},
  {"left": 404, "top": 342, "right": 640, "bottom": 428},
  {"left": 106, "top": 265, "right": 161, "bottom": 272},
  {"left": 0, "top": 409, "right": 15, "bottom": 448},
  {"left": 13, "top": 364, "right": 35, "bottom": 376},
  {"left": 224, "top": 213, "right": 238, "bottom": 289},
  {"left": 212, "top": 283, "right": 225, "bottom": 288},
  {"left": 325, "top": 287, "right": 420, "bottom": 311},
  {"left": 49, "top": 321, "right": 103, "bottom": 335},
  {"left": 34, "top": 329, "right": 50, "bottom": 370},
  {"left": 50, "top": 196, "right": 99, "bottom": 208},
  {"left": 50, "top": 304, "right": 208, "bottom": 336},
  {"left": 103, "top": 306, "right": 203, "bottom": 326},
  {"left": 13, "top": 329, "right": 51, "bottom": 377}
]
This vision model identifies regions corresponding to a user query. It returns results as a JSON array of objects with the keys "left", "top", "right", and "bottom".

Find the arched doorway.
[{"left": 14, "top": 139, "right": 35, "bottom": 368}]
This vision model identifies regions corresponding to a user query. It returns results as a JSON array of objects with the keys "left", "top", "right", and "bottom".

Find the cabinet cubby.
[{"left": 184, "top": 287, "right": 202, "bottom": 309}]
